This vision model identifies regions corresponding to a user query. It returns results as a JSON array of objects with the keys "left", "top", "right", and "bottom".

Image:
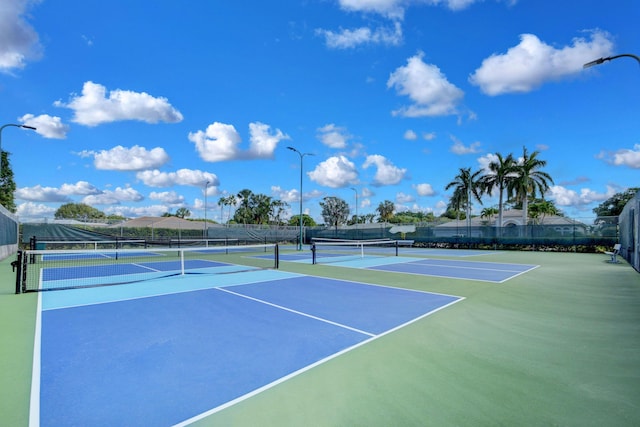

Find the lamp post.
[
  {"left": 287, "top": 146, "right": 313, "bottom": 250},
  {"left": 583, "top": 53, "right": 640, "bottom": 69},
  {"left": 204, "top": 180, "right": 210, "bottom": 241},
  {"left": 0, "top": 124, "right": 37, "bottom": 176},
  {"left": 351, "top": 187, "right": 358, "bottom": 238}
]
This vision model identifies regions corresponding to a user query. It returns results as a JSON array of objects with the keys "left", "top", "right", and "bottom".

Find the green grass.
[{"left": 2, "top": 250, "right": 639, "bottom": 426}]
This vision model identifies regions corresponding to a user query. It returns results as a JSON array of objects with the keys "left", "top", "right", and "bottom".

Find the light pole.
[
  {"left": 351, "top": 187, "right": 358, "bottom": 238},
  {"left": 287, "top": 146, "right": 313, "bottom": 250},
  {"left": 583, "top": 53, "right": 640, "bottom": 69},
  {"left": 203, "top": 180, "right": 210, "bottom": 241},
  {"left": 0, "top": 124, "right": 37, "bottom": 176}
]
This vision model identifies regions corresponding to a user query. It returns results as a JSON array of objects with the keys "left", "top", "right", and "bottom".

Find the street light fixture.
[
  {"left": 287, "top": 146, "right": 314, "bottom": 250},
  {"left": 0, "top": 124, "right": 37, "bottom": 176},
  {"left": 583, "top": 53, "right": 640, "bottom": 69}
]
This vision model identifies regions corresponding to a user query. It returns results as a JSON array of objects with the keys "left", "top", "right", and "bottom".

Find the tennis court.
[
  {"left": 34, "top": 270, "right": 462, "bottom": 426},
  {"left": 3, "top": 247, "right": 640, "bottom": 427}
]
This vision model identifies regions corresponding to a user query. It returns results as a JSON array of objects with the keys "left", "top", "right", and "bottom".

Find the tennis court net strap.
[
  {"left": 16, "top": 243, "right": 279, "bottom": 293},
  {"left": 311, "top": 239, "right": 399, "bottom": 264}
]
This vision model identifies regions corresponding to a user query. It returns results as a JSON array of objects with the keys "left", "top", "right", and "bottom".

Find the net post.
[
  {"left": 180, "top": 249, "right": 185, "bottom": 275},
  {"left": 274, "top": 243, "right": 279, "bottom": 269},
  {"left": 14, "top": 251, "right": 22, "bottom": 294},
  {"left": 395, "top": 240, "right": 399, "bottom": 256}
]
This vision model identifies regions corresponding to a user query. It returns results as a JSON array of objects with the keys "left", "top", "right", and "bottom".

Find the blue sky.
[{"left": 1, "top": 0, "right": 638, "bottom": 224}]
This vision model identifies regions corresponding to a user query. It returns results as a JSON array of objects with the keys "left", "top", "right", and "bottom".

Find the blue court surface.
[
  {"left": 33, "top": 271, "right": 462, "bottom": 426},
  {"left": 367, "top": 258, "right": 538, "bottom": 283}
]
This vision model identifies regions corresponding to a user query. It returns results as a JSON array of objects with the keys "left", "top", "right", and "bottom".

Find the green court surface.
[{"left": 2, "top": 249, "right": 640, "bottom": 426}]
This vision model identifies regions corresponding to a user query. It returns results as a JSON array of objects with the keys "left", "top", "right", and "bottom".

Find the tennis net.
[
  {"left": 15, "top": 243, "right": 279, "bottom": 292},
  {"left": 311, "top": 239, "right": 399, "bottom": 264}
]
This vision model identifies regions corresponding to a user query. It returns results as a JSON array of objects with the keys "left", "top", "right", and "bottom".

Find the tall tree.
[
  {"left": 479, "top": 152, "right": 516, "bottom": 235},
  {"left": 445, "top": 167, "right": 483, "bottom": 229},
  {"left": 593, "top": 188, "right": 639, "bottom": 217},
  {"left": 235, "top": 189, "right": 254, "bottom": 225},
  {"left": 376, "top": 200, "right": 395, "bottom": 223},
  {"left": 509, "top": 147, "right": 554, "bottom": 228},
  {"left": 175, "top": 207, "right": 191, "bottom": 219},
  {"left": 0, "top": 151, "right": 17, "bottom": 212},
  {"left": 320, "top": 196, "right": 350, "bottom": 232},
  {"left": 55, "top": 203, "right": 106, "bottom": 220}
]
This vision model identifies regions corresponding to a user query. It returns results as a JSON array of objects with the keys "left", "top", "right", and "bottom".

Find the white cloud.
[
  {"left": 362, "top": 154, "right": 407, "bottom": 186},
  {"left": 59, "top": 181, "right": 101, "bottom": 196},
  {"left": 149, "top": 191, "right": 186, "bottom": 205},
  {"left": 388, "top": 52, "right": 464, "bottom": 117},
  {"left": 548, "top": 185, "right": 617, "bottom": 207},
  {"left": 248, "top": 122, "right": 289, "bottom": 158},
  {"left": 189, "top": 121, "right": 288, "bottom": 162},
  {"left": 469, "top": 30, "right": 614, "bottom": 95},
  {"left": 19, "top": 114, "right": 69, "bottom": 139},
  {"left": 396, "top": 191, "right": 414, "bottom": 204},
  {"left": 16, "top": 202, "right": 56, "bottom": 219},
  {"left": 414, "top": 183, "right": 436, "bottom": 196},
  {"left": 597, "top": 144, "right": 640, "bottom": 169},
  {"left": 317, "top": 22, "right": 402, "bottom": 49},
  {"left": 55, "top": 81, "right": 183, "bottom": 126},
  {"left": 336, "top": 0, "right": 484, "bottom": 19},
  {"left": 136, "top": 169, "right": 219, "bottom": 189},
  {"left": 308, "top": 155, "right": 359, "bottom": 188},
  {"left": 82, "top": 145, "right": 170, "bottom": 171},
  {"left": 404, "top": 129, "right": 418, "bottom": 140},
  {"left": 0, "top": 0, "right": 42, "bottom": 72},
  {"left": 317, "top": 124, "right": 351, "bottom": 148},
  {"left": 423, "top": 132, "right": 437, "bottom": 140},
  {"left": 450, "top": 135, "right": 481, "bottom": 154},
  {"left": 105, "top": 205, "right": 169, "bottom": 218},
  {"left": 15, "top": 181, "right": 101, "bottom": 202},
  {"left": 82, "top": 187, "right": 144, "bottom": 205}
]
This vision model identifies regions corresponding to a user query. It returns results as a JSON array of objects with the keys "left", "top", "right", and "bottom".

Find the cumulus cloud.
[
  {"left": 597, "top": 144, "right": 640, "bottom": 169},
  {"left": 136, "top": 169, "right": 219, "bottom": 189},
  {"left": 336, "top": 0, "right": 483, "bottom": 19},
  {"left": 388, "top": 52, "right": 464, "bottom": 117},
  {"left": 16, "top": 202, "right": 57, "bottom": 219},
  {"left": 55, "top": 81, "right": 183, "bottom": 126},
  {"left": 0, "top": 0, "right": 42, "bottom": 72},
  {"left": 362, "top": 154, "right": 407, "bottom": 186},
  {"left": 189, "top": 121, "right": 288, "bottom": 162},
  {"left": 15, "top": 181, "right": 101, "bottom": 202},
  {"left": 317, "top": 22, "right": 402, "bottom": 49},
  {"left": 19, "top": 114, "right": 69, "bottom": 139},
  {"left": 548, "top": 185, "right": 617, "bottom": 207},
  {"left": 79, "top": 145, "right": 170, "bottom": 171},
  {"left": 404, "top": 129, "right": 418, "bottom": 140},
  {"left": 308, "top": 155, "right": 359, "bottom": 188},
  {"left": 449, "top": 135, "right": 481, "bottom": 154},
  {"left": 82, "top": 187, "right": 144, "bottom": 205},
  {"left": 396, "top": 192, "right": 415, "bottom": 204},
  {"left": 149, "top": 191, "right": 186, "bottom": 205},
  {"left": 469, "top": 30, "right": 614, "bottom": 95},
  {"left": 105, "top": 205, "right": 169, "bottom": 218},
  {"left": 414, "top": 183, "right": 436, "bottom": 196},
  {"left": 317, "top": 124, "right": 351, "bottom": 149}
]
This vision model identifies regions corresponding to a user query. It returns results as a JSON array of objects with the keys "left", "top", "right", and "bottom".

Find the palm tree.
[
  {"left": 225, "top": 194, "right": 237, "bottom": 225},
  {"left": 479, "top": 153, "right": 517, "bottom": 235},
  {"left": 218, "top": 196, "right": 227, "bottom": 225},
  {"left": 235, "top": 189, "right": 254, "bottom": 225},
  {"left": 376, "top": 200, "right": 395, "bottom": 223},
  {"left": 509, "top": 147, "right": 554, "bottom": 230},
  {"left": 445, "top": 167, "right": 483, "bottom": 231}
]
